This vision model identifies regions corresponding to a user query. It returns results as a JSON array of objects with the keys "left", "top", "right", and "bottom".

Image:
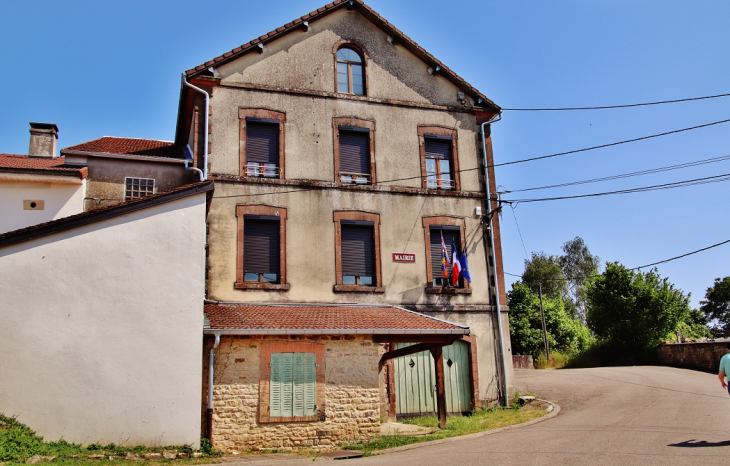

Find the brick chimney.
[{"left": 28, "top": 122, "right": 59, "bottom": 158}]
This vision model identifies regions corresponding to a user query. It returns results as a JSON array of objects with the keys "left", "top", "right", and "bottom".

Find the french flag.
[{"left": 451, "top": 239, "right": 461, "bottom": 286}]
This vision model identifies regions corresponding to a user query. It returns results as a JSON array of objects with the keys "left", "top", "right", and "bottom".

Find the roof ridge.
[{"left": 100, "top": 136, "right": 174, "bottom": 143}]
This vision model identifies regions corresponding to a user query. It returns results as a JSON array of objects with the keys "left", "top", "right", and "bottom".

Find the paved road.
[
  {"left": 355, "top": 366, "right": 730, "bottom": 465},
  {"left": 224, "top": 366, "right": 730, "bottom": 465}
]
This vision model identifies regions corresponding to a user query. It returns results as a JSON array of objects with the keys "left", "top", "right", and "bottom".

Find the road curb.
[{"left": 372, "top": 399, "right": 561, "bottom": 456}]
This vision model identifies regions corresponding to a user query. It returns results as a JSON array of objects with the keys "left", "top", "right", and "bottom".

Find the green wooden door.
[{"left": 393, "top": 341, "right": 472, "bottom": 416}]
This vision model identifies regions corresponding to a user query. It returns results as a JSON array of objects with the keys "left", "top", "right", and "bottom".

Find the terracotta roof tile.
[
  {"left": 61, "top": 137, "right": 184, "bottom": 159},
  {"left": 0, "top": 154, "right": 86, "bottom": 178},
  {"left": 204, "top": 303, "right": 469, "bottom": 334},
  {"left": 183, "top": 0, "right": 499, "bottom": 111}
]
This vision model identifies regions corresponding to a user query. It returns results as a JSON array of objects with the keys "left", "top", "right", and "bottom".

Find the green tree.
[
  {"left": 675, "top": 308, "right": 715, "bottom": 341},
  {"left": 559, "top": 237, "right": 600, "bottom": 320},
  {"left": 699, "top": 277, "right": 730, "bottom": 336},
  {"left": 508, "top": 282, "right": 593, "bottom": 358},
  {"left": 585, "top": 262, "right": 690, "bottom": 350},
  {"left": 522, "top": 252, "right": 566, "bottom": 299}
]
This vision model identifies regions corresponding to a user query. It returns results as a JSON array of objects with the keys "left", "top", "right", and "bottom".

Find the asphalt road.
[{"left": 354, "top": 366, "right": 730, "bottom": 466}]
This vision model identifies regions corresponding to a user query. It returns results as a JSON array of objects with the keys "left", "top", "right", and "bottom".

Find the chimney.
[{"left": 28, "top": 122, "right": 59, "bottom": 158}]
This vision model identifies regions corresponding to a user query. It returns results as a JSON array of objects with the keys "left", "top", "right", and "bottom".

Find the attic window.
[{"left": 336, "top": 47, "right": 365, "bottom": 95}]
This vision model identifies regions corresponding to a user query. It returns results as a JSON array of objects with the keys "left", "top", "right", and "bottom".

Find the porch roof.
[{"left": 203, "top": 302, "right": 469, "bottom": 336}]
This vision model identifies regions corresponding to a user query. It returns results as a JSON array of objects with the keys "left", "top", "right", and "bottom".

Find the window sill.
[
  {"left": 425, "top": 286, "right": 472, "bottom": 295},
  {"left": 333, "top": 285, "right": 385, "bottom": 293},
  {"left": 259, "top": 414, "right": 321, "bottom": 424},
  {"left": 234, "top": 282, "right": 291, "bottom": 291}
]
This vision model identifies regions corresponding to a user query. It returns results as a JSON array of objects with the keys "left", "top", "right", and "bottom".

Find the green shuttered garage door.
[{"left": 394, "top": 341, "right": 472, "bottom": 416}]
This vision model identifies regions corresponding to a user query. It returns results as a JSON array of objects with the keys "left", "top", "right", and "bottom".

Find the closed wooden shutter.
[
  {"left": 341, "top": 223, "right": 374, "bottom": 277},
  {"left": 425, "top": 137, "right": 451, "bottom": 160},
  {"left": 270, "top": 352, "right": 317, "bottom": 418},
  {"left": 246, "top": 120, "right": 279, "bottom": 164},
  {"left": 430, "top": 227, "right": 460, "bottom": 281},
  {"left": 339, "top": 129, "right": 369, "bottom": 175},
  {"left": 244, "top": 219, "right": 279, "bottom": 276}
]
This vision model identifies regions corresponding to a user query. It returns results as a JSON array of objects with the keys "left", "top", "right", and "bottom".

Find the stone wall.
[
  {"left": 512, "top": 355, "right": 534, "bottom": 369},
  {"left": 656, "top": 341, "right": 730, "bottom": 373},
  {"left": 207, "top": 335, "right": 381, "bottom": 451}
]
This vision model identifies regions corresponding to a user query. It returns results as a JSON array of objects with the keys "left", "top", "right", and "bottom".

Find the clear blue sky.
[{"left": 2, "top": 0, "right": 728, "bottom": 308}]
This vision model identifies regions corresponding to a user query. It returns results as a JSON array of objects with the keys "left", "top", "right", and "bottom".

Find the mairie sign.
[{"left": 392, "top": 253, "right": 416, "bottom": 263}]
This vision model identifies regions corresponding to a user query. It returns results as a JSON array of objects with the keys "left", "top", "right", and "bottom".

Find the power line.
[
  {"left": 504, "top": 155, "right": 730, "bottom": 193},
  {"left": 502, "top": 172, "right": 730, "bottom": 204},
  {"left": 493, "top": 117, "right": 730, "bottom": 168},
  {"left": 502, "top": 92, "right": 730, "bottom": 111}
]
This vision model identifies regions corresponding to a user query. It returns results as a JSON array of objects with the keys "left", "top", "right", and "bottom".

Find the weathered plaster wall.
[
  {"left": 82, "top": 158, "right": 193, "bottom": 210},
  {"left": 0, "top": 193, "right": 207, "bottom": 447},
  {"left": 657, "top": 342, "right": 729, "bottom": 373},
  {"left": 205, "top": 335, "right": 380, "bottom": 451},
  {"left": 216, "top": 9, "right": 469, "bottom": 108},
  {"left": 0, "top": 178, "right": 84, "bottom": 234}
]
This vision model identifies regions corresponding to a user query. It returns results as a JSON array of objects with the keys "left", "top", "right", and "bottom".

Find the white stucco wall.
[
  {"left": 0, "top": 177, "right": 85, "bottom": 234},
  {"left": 0, "top": 192, "right": 207, "bottom": 447}
]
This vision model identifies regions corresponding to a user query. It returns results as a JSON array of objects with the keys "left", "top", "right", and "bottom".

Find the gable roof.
[
  {"left": 204, "top": 302, "right": 470, "bottom": 335},
  {"left": 0, "top": 181, "right": 214, "bottom": 249},
  {"left": 185, "top": 0, "right": 499, "bottom": 112},
  {"left": 0, "top": 154, "right": 87, "bottom": 179},
  {"left": 61, "top": 137, "right": 185, "bottom": 160}
]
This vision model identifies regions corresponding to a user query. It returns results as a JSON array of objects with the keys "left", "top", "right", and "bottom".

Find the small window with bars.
[
  {"left": 429, "top": 226, "right": 462, "bottom": 287},
  {"left": 338, "top": 126, "right": 370, "bottom": 185},
  {"left": 124, "top": 177, "right": 155, "bottom": 201},
  {"left": 270, "top": 352, "right": 317, "bottom": 418},
  {"left": 245, "top": 118, "right": 280, "bottom": 178}
]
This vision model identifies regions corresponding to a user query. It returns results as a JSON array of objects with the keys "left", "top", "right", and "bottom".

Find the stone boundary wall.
[
  {"left": 512, "top": 355, "right": 534, "bottom": 369},
  {"left": 208, "top": 335, "right": 381, "bottom": 451},
  {"left": 657, "top": 342, "right": 730, "bottom": 373}
]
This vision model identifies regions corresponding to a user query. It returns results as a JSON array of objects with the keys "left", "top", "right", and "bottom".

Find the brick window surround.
[
  {"left": 422, "top": 216, "right": 471, "bottom": 295},
  {"left": 239, "top": 108, "right": 286, "bottom": 179},
  {"left": 332, "top": 117, "right": 376, "bottom": 185},
  {"left": 259, "top": 341, "right": 326, "bottom": 423},
  {"left": 235, "top": 205, "right": 290, "bottom": 291},
  {"left": 332, "top": 40, "right": 370, "bottom": 96},
  {"left": 418, "top": 126, "right": 460, "bottom": 191},
  {"left": 333, "top": 211, "right": 384, "bottom": 293}
]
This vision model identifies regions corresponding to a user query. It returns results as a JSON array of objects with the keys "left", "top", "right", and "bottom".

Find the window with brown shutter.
[
  {"left": 429, "top": 226, "right": 461, "bottom": 287},
  {"left": 235, "top": 205, "right": 289, "bottom": 291},
  {"left": 418, "top": 126, "right": 460, "bottom": 191},
  {"left": 422, "top": 216, "right": 470, "bottom": 294},
  {"left": 338, "top": 127, "right": 370, "bottom": 184},
  {"left": 239, "top": 109, "right": 286, "bottom": 179},
  {"left": 333, "top": 211, "right": 383, "bottom": 293}
]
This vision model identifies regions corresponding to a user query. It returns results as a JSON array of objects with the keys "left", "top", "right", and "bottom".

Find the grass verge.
[
  {"left": 0, "top": 414, "right": 221, "bottom": 466},
  {"left": 339, "top": 404, "right": 549, "bottom": 456}
]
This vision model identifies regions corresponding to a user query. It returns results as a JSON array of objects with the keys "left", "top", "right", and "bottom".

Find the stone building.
[{"left": 176, "top": 0, "right": 513, "bottom": 450}]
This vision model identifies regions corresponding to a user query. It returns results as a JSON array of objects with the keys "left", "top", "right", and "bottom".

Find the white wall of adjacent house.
[
  {"left": 0, "top": 176, "right": 85, "bottom": 234},
  {"left": 0, "top": 192, "right": 207, "bottom": 447}
]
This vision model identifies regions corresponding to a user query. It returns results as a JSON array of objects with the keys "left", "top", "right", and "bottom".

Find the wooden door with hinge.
[{"left": 393, "top": 340, "right": 472, "bottom": 417}]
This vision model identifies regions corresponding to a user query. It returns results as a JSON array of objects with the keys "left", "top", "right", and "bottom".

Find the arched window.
[{"left": 336, "top": 47, "right": 365, "bottom": 95}]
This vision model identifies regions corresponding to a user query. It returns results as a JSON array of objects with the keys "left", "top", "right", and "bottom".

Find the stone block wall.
[
  {"left": 657, "top": 341, "right": 730, "bottom": 373},
  {"left": 207, "top": 335, "right": 381, "bottom": 451}
]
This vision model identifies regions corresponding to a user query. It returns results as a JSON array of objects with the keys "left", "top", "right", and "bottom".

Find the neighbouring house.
[
  {"left": 0, "top": 181, "right": 213, "bottom": 447},
  {"left": 176, "top": 0, "right": 513, "bottom": 450},
  {"left": 0, "top": 123, "right": 86, "bottom": 234},
  {"left": 61, "top": 136, "right": 198, "bottom": 211}
]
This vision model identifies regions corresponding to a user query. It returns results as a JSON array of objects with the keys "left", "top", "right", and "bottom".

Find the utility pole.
[{"left": 538, "top": 283, "right": 549, "bottom": 359}]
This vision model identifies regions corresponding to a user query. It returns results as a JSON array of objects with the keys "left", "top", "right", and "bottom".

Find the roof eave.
[
  {"left": 60, "top": 150, "right": 187, "bottom": 164},
  {"left": 203, "top": 328, "right": 470, "bottom": 336}
]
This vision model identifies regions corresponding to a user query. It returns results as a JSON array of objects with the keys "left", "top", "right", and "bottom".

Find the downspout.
[
  {"left": 480, "top": 115, "right": 509, "bottom": 406},
  {"left": 206, "top": 332, "right": 221, "bottom": 441},
  {"left": 182, "top": 74, "right": 209, "bottom": 181}
]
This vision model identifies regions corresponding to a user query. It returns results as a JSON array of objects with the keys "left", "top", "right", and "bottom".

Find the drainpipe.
[
  {"left": 480, "top": 115, "right": 508, "bottom": 406},
  {"left": 206, "top": 332, "right": 221, "bottom": 441},
  {"left": 182, "top": 75, "right": 209, "bottom": 181}
]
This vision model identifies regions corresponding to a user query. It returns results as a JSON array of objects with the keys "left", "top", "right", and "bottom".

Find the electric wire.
[
  {"left": 502, "top": 172, "right": 730, "bottom": 204},
  {"left": 501, "top": 92, "right": 730, "bottom": 111},
  {"left": 504, "top": 154, "right": 730, "bottom": 193}
]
